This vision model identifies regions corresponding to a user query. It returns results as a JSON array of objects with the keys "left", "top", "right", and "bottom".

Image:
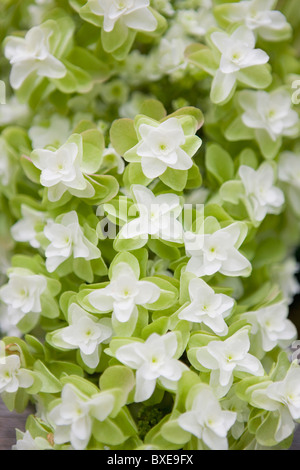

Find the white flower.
[
  {"left": 48, "top": 384, "right": 115, "bottom": 450},
  {"left": 87, "top": 0, "right": 157, "bottom": 33},
  {"left": 196, "top": 327, "right": 264, "bottom": 397},
  {"left": 270, "top": 257, "right": 300, "bottom": 305},
  {"left": 29, "top": 114, "right": 71, "bottom": 150},
  {"left": 4, "top": 24, "right": 66, "bottom": 89},
  {"left": 176, "top": 8, "right": 216, "bottom": 38},
  {"left": 251, "top": 365, "right": 300, "bottom": 442},
  {"left": 239, "top": 89, "right": 299, "bottom": 141},
  {"left": 0, "top": 138, "right": 14, "bottom": 187},
  {"left": 156, "top": 37, "right": 189, "bottom": 76},
  {"left": 184, "top": 222, "right": 251, "bottom": 278},
  {"left": 115, "top": 332, "right": 187, "bottom": 402},
  {"left": 102, "top": 145, "right": 125, "bottom": 174},
  {"left": 0, "top": 341, "right": 33, "bottom": 394},
  {"left": 241, "top": 301, "right": 297, "bottom": 352},
  {"left": 210, "top": 26, "right": 269, "bottom": 103},
  {"left": 178, "top": 278, "right": 234, "bottom": 336},
  {"left": 11, "top": 205, "right": 46, "bottom": 248},
  {"left": 12, "top": 430, "right": 53, "bottom": 450},
  {"left": 88, "top": 261, "right": 160, "bottom": 324},
  {"left": 31, "top": 138, "right": 94, "bottom": 202},
  {"left": 119, "top": 185, "right": 183, "bottom": 243},
  {"left": 0, "top": 96, "right": 30, "bottom": 127},
  {"left": 178, "top": 384, "right": 237, "bottom": 450},
  {"left": 43, "top": 211, "right": 101, "bottom": 273},
  {"left": 50, "top": 304, "right": 112, "bottom": 369},
  {"left": 0, "top": 269, "right": 47, "bottom": 325},
  {"left": 239, "top": 162, "right": 285, "bottom": 223},
  {"left": 218, "top": 0, "right": 291, "bottom": 41},
  {"left": 278, "top": 151, "right": 300, "bottom": 216},
  {"left": 135, "top": 118, "right": 200, "bottom": 178}
]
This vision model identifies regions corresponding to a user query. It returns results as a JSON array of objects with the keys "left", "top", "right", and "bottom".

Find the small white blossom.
[
  {"left": 0, "top": 269, "right": 47, "bottom": 325},
  {"left": 241, "top": 301, "right": 297, "bottom": 352},
  {"left": 178, "top": 278, "right": 234, "bottom": 336},
  {"left": 87, "top": 0, "right": 157, "bottom": 33},
  {"left": 219, "top": 0, "right": 291, "bottom": 41},
  {"left": 196, "top": 327, "right": 264, "bottom": 397},
  {"left": 48, "top": 384, "right": 115, "bottom": 450},
  {"left": 251, "top": 365, "right": 300, "bottom": 442},
  {"left": 270, "top": 257, "right": 300, "bottom": 305},
  {"left": 29, "top": 114, "right": 71, "bottom": 150},
  {"left": 0, "top": 341, "right": 33, "bottom": 394},
  {"left": 176, "top": 8, "right": 216, "bottom": 38},
  {"left": 239, "top": 89, "right": 299, "bottom": 141},
  {"left": 12, "top": 430, "right": 53, "bottom": 450},
  {"left": 43, "top": 211, "right": 101, "bottom": 273},
  {"left": 50, "top": 303, "right": 112, "bottom": 369},
  {"left": 116, "top": 332, "right": 187, "bottom": 402},
  {"left": 155, "top": 37, "right": 189, "bottom": 76},
  {"left": 88, "top": 261, "right": 160, "bottom": 324},
  {"left": 178, "top": 384, "right": 237, "bottom": 450},
  {"left": 11, "top": 205, "right": 46, "bottom": 248},
  {"left": 278, "top": 151, "right": 300, "bottom": 216},
  {"left": 31, "top": 139, "right": 94, "bottom": 202},
  {"left": 210, "top": 26, "right": 269, "bottom": 103},
  {"left": 135, "top": 118, "right": 201, "bottom": 178},
  {"left": 102, "top": 145, "right": 125, "bottom": 174},
  {"left": 184, "top": 222, "right": 251, "bottom": 278},
  {"left": 119, "top": 185, "right": 183, "bottom": 243},
  {"left": 0, "top": 96, "right": 30, "bottom": 127},
  {"left": 4, "top": 24, "right": 66, "bottom": 89},
  {"left": 239, "top": 162, "right": 285, "bottom": 223}
]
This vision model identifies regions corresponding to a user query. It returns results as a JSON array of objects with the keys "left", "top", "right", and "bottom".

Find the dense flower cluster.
[{"left": 0, "top": 0, "right": 300, "bottom": 451}]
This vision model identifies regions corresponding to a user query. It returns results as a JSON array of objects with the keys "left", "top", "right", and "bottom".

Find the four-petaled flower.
[
  {"left": 87, "top": 0, "right": 157, "bottom": 33},
  {"left": 0, "top": 269, "right": 47, "bottom": 325},
  {"left": 178, "top": 384, "right": 237, "bottom": 450},
  {"left": 178, "top": 278, "right": 234, "bottom": 336},
  {"left": 0, "top": 341, "right": 33, "bottom": 394},
  {"left": 115, "top": 332, "right": 187, "bottom": 402},
  {"left": 49, "top": 304, "right": 112, "bottom": 369},
  {"left": 195, "top": 327, "right": 264, "bottom": 397},
  {"left": 239, "top": 162, "right": 285, "bottom": 224},
  {"left": 210, "top": 26, "right": 269, "bottom": 104},
  {"left": 184, "top": 222, "right": 251, "bottom": 278},
  {"left": 87, "top": 261, "right": 160, "bottom": 324},
  {"left": 119, "top": 185, "right": 183, "bottom": 243},
  {"left": 4, "top": 25, "right": 66, "bottom": 89},
  {"left": 43, "top": 211, "right": 101, "bottom": 273},
  {"left": 48, "top": 384, "right": 115, "bottom": 450}
]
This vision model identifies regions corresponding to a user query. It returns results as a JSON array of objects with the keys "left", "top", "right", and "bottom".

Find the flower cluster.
[{"left": 0, "top": 0, "right": 300, "bottom": 451}]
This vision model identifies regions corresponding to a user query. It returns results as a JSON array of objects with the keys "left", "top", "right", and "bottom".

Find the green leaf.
[
  {"left": 81, "top": 129, "right": 105, "bottom": 174},
  {"left": 255, "top": 129, "right": 282, "bottom": 160},
  {"left": 33, "top": 360, "right": 62, "bottom": 393},
  {"left": 92, "top": 418, "right": 125, "bottom": 445},
  {"left": 20, "top": 156, "right": 41, "bottom": 184},
  {"left": 161, "top": 419, "right": 191, "bottom": 445},
  {"left": 205, "top": 143, "right": 234, "bottom": 185},
  {"left": 139, "top": 99, "right": 167, "bottom": 121},
  {"left": 237, "top": 64, "right": 272, "bottom": 89},
  {"left": 160, "top": 168, "right": 188, "bottom": 191},
  {"left": 110, "top": 119, "right": 138, "bottom": 155}
]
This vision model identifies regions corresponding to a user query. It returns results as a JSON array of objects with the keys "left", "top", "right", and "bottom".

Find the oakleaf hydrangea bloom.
[
  {"left": 195, "top": 328, "right": 264, "bottom": 397},
  {"left": 48, "top": 384, "right": 115, "bottom": 450},
  {"left": 239, "top": 162, "right": 285, "bottom": 224},
  {"left": 0, "top": 269, "right": 47, "bottom": 325},
  {"left": 11, "top": 205, "right": 46, "bottom": 248},
  {"left": 119, "top": 185, "right": 183, "bottom": 243},
  {"left": 178, "top": 384, "right": 237, "bottom": 450},
  {"left": 215, "top": 0, "right": 292, "bottom": 41},
  {"left": 31, "top": 137, "right": 95, "bottom": 202},
  {"left": 241, "top": 301, "right": 297, "bottom": 353},
  {"left": 43, "top": 211, "right": 101, "bottom": 273},
  {"left": 178, "top": 278, "right": 234, "bottom": 336},
  {"left": 239, "top": 89, "right": 299, "bottom": 142},
  {"left": 4, "top": 24, "right": 66, "bottom": 89},
  {"left": 184, "top": 222, "right": 251, "bottom": 277},
  {"left": 251, "top": 365, "right": 300, "bottom": 443},
  {"left": 48, "top": 304, "right": 112, "bottom": 369},
  {"left": 115, "top": 332, "right": 187, "bottom": 402},
  {"left": 88, "top": 261, "right": 160, "bottom": 324},
  {"left": 210, "top": 26, "right": 269, "bottom": 104},
  {"left": 134, "top": 118, "right": 201, "bottom": 178},
  {"left": 0, "top": 341, "right": 33, "bottom": 394},
  {"left": 88, "top": 0, "right": 157, "bottom": 33}
]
